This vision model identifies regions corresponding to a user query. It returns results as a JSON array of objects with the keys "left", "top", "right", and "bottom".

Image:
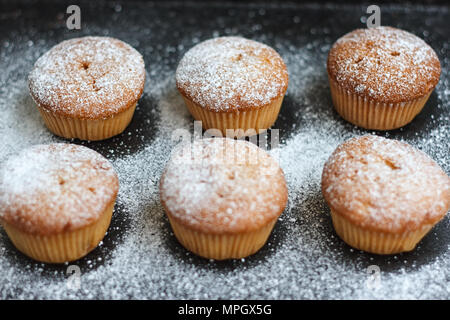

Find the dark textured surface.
[{"left": 0, "top": 1, "right": 448, "bottom": 299}]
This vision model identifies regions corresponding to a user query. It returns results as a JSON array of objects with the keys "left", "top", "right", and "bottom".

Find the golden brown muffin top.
[
  {"left": 327, "top": 26, "right": 441, "bottom": 103},
  {"left": 176, "top": 36, "right": 289, "bottom": 112},
  {"left": 160, "top": 138, "right": 288, "bottom": 233},
  {"left": 322, "top": 135, "right": 450, "bottom": 233},
  {"left": 28, "top": 36, "right": 145, "bottom": 120},
  {"left": 0, "top": 143, "right": 119, "bottom": 235}
]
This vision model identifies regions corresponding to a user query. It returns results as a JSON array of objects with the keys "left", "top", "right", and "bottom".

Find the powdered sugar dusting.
[
  {"left": 28, "top": 36, "right": 145, "bottom": 119},
  {"left": 0, "top": 144, "right": 118, "bottom": 234},
  {"left": 160, "top": 138, "right": 287, "bottom": 233},
  {"left": 322, "top": 135, "right": 450, "bottom": 232},
  {"left": 176, "top": 36, "right": 288, "bottom": 111},
  {"left": 0, "top": 2, "right": 448, "bottom": 300},
  {"left": 327, "top": 26, "right": 441, "bottom": 102}
]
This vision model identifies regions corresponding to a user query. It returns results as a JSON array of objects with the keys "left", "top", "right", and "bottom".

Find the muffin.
[
  {"left": 327, "top": 26, "right": 441, "bottom": 130},
  {"left": 28, "top": 36, "right": 146, "bottom": 141},
  {"left": 159, "top": 138, "right": 288, "bottom": 259},
  {"left": 176, "top": 36, "right": 289, "bottom": 138},
  {"left": 321, "top": 135, "right": 449, "bottom": 254},
  {"left": 0, "top": 143, "right": 119, "bottom": 263}
]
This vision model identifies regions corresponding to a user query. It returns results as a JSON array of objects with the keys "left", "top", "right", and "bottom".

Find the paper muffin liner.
[
  {"left": 1, "top": 202, "right": 115, "bottom": 263},
  {"left": 38, "top": 103, "right": 137, "bottom": 141},
  {"left": 167, "top": 216, "right": 277, "bottom": 260},
  {"left": 180, "top": 95, "right": 285, "bottom": 138},
  {"left": 328, "top": 76, "right": 433, "bottom": 130},
  {"left": 330, "top": 209, "right": 433, "bottom": 255}
]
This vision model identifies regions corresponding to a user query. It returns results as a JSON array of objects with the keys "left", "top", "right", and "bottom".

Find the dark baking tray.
[{"left": 0, "top": 0, "right": 448, "bottom": 299}]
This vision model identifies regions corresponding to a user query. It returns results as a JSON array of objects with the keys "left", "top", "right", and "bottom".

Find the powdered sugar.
[{"left": 176, "top": 36, "right": 288, "bottom": 111}]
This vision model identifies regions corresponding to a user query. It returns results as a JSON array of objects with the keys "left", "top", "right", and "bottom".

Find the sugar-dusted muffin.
[
  {"left": 321, "top": 135, "right": 449, "bottom": 254},
  {"left": 160, "top": 138, "right": 288, "bottom": 259},
  {"left": 327, "top": 26, "right": 441, "bottom": 130},
  {"left": 28, "top": 36, "right": 146, "bottom": 141},
  {"left": 176, "top": 36, "right": 289, "bottom": 137},
  {"left": 0, "top": 143, "right": 119, "bottom": 263}
]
